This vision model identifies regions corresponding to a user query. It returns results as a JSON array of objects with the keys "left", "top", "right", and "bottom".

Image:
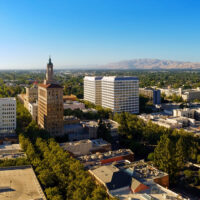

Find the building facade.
[
  {"left": 0, "top": 98, "right": 16, "bottom": 135},
  {"left": 181, "top": 90, "right": 200, "bottom": 102},
  {"left": 84, "top": 76, "right": 139, "bottom": 113},
  {"left": 84, "top": 76, "right": 102, "bottom": 105},
  {"left": 139, "top": 88, "right": 161, "bottom": 104},
  {"left": 24, "top": 82, "right": 38, "bottom": 104},
  {"left": 27, "top": 102, "right": 38, "bottom": 122},
  {"left": 38, "top": 58, "right": 64, "bottom": 136},
  {"left": 101, "top": 76, "right": 139, "bottom": 113}
]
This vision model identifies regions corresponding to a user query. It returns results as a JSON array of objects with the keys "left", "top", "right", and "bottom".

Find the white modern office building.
[
  {"left": 84, "top": 76, "right": 102, "bottom": 105},
  {"left": 101, "top": 76, "right": 139, "bottom": 113},
  {"left": 84, "top": 76, "right": 139, "bottom": 113},
  {"left": 0, "top": 98, "right": 16, "bottom": 134}
]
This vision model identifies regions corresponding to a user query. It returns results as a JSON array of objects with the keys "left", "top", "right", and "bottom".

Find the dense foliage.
[
  {"left": 17, "top": 102, "right": 116, "bottom": 200},
  {"left": 64, "top": 100, "right": 112, "bottom": 120},
  {"left": 153, "top": 132, "right": 198, "bottom": 182},
  {"left": 0, "top": 79, "right": 23, "bottom": 97},
  {"left": 0, "top": 157, "right": 29, "bottom": 167},
  {"left": 19, "top": 135, "right": 112, "bottom": 200},
  {"left": 3, "top": 70, "right": 200, "bottom": 100},
  {"left": 114, "top": 112, "right": 200, "bottom": 183}
]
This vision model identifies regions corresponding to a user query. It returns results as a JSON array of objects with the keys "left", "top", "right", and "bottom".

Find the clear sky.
[{"left": 1, "top": 0, "right": 200, "bottom": 69}]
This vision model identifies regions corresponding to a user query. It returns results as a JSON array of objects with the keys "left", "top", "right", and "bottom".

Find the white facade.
[
  {"left": 84, "top": 76, "right": 102, "bottom": 105},
  {"left": 181, "top": 90, "right": 200, "bottom": 102},
  {"left": 173, "top": 108, "right": 195, "bottom": 118},
  {"left": 27, "top": 102, "right": 38, "bottom": 122},
  {"left": 0, "top": 98, "right": 16, "bottom": 134},
  {"left": 101, "top": 76, "right": 139, "bottom": 113}
]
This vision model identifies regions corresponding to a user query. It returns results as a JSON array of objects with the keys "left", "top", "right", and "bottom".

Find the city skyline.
[{"left": 1, "top": 0, "right": 200, "bottom": 69}]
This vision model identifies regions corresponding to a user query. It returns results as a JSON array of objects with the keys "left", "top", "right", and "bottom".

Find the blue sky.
[{"left": 1, "top": 0, "right": 200, "bottom": 69}]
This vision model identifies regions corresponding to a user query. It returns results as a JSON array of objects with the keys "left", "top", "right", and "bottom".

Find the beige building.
[
  {"left": 38, "top": 58, "right": 64, "bottom": 136},
  {"left": 60, "top": 138, "right": 111, "bottom": 156},
  {"left": 24, "top": 83, "right": 38, "bottom": 103},
  {"left": 89, "top": 160, "right": 187, "bottom": 200},
  {"left": 22, "top": 83, "right": 39, "bottom": 122}
]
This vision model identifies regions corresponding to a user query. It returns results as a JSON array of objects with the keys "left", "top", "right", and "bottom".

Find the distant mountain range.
[{"left": 100, "top": 59, "right": 200, "bottom": 70}]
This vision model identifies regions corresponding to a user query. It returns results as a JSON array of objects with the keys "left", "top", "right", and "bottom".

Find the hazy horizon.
[{"left": 0, "top": 57, "right": 200, "bottom": 70}]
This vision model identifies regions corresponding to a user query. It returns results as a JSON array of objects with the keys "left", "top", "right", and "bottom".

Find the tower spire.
[
  {"left": 44, "top": 56, "right": 54, "bottom": 84},
  {"left": 49, "top": 55, "right": 52, "bottom": 64}
]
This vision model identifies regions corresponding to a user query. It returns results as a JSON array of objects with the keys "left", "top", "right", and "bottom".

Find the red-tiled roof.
[{"left": 39, "top": 83, "right": 63, "bottom": 88}]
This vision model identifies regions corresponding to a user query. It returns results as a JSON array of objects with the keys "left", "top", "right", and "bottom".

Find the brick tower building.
[{"left": 38, "top": 58, "right": 63, "bottom": 136}]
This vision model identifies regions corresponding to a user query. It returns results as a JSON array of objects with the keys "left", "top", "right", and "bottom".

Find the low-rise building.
[
  {"left": 104, "top": 119, "right": 119, "bottom": 137},
  {"left": 81, "top": 120, "right": 98, "bottom": 139},
  {"left": 181, "top": 89, "right": 200, "bottom": 102},
  {"left": 0, "top": 166, "right": 46, "bottom": 200},
  {"left": 78, "top": 149, "right": 134, "bottom": 169},
  {"left": 64, "top": 116, "right": 80, "bottom": 125},
  {"left": 63, "top": 101, "right": 85, "bottom": 110},
  {"left": 160, "top": 87, "right": 200, "bottom": 102},
  {"left": 0, "top": 143, "right": 25, "bottom": 159},
  {"left": 60, "top": 138, "right": 111, "bottom": 156},
  {"left": 159, "top": 87, "right": 180, "bottom": 97},
  {"left": 89, "top": 160, "right": 186, "bottom": 200},
  {"left": 63, "top": 118, "right": 98, "bottom": 141},
  {"left": 139, "top": 114, "right": 195, "bottom": 129},
  {"left": 173, "top": 108, "right": 195, "bottom": 118}
]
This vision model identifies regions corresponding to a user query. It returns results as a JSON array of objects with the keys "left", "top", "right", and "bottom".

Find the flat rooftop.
[
  {"left": 102, "top": 76, "right": 139, "bottom": 81},
  {"left": 84, "top": 76, "right": 102, "bottom": 81},
  {"left": 60, "top": 139, "right": 110, "bottom": 148},
  {"left": 0, "top": 166, "right": 46, "bottom": 200},
  {"left": 60, "top": 139, "right": 91, "bottom": 146},
  {"left": 81, "top": 120, "right": 98, "bottom": 127},
  {"left": 111, "top": 184, "right": 183, "bottom": 200},
  {"left": 60, "top": 139, "right": 111, "bottom": 156},
  {"left": 118, "top": 160, "right": 168, "bottom": 181},
  {"left": 0, "top": 97, "right": 16, "bottom": 101},
  {"left": 79, "top": 149, "right": 134, "bottom": 168},
  {"left": 0, "top": 144, "right": 25, "bottom": 159},
  {"left": 91, "top": 138, "right": 110, "bottom": 146},
  {"left": 0, "top": 144, "right": 21, "bottom": 152}
]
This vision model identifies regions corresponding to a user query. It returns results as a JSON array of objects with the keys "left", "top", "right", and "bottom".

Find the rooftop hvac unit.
[
  {"left": 91, "top": 155, "right": 97, "bottom": 159},
  {"left": 141, "top": 193, "right": 153, "bottom": 200},
  {"left": 98, "top": 155, "right": 103, "bottom": 159}
]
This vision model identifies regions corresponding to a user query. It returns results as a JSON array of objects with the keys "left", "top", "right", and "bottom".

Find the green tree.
[
  {"left": 45, "top": 187, "right": 63, "bottom": 200},
  {"left": 154, "top": 134, "right": 177, "bottom": 181}
]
